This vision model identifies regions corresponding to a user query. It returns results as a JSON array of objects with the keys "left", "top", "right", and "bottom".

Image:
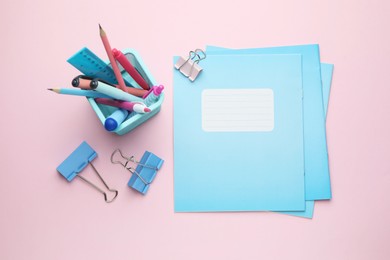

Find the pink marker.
[
  {"left": 143, "top": 85, "right": 164, "bottom": 106},
  {"left": 95, "top": 98, "right": 151, "bottom": 113},
  {"left": 112, "top": 48, "right": 150, "bottom": 90}
]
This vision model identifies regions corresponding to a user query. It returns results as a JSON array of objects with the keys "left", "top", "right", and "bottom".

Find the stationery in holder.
[
  {"left": 111, "top": 149, "right": 164, "bottom": 194},
  {"left": 67, "top": 48, "right": 164, "bottom": 135},
  {"left": 173, "top": 53, "right": 305, "bottom": 212},
  {"left": 174, "top": 49, "right": 206, "bottom": 81}
]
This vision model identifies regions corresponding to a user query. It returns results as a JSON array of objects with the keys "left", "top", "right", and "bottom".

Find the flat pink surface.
[{"left": 1, "top": 0, "right": 389, "bottom": 259}]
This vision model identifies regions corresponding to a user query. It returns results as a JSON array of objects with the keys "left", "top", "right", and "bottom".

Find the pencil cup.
[{"left": 87, "top": 49, "right": 164, "bottom": 135}]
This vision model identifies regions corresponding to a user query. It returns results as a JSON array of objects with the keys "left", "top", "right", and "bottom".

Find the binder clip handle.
[
  {"left": 111, "top": 149, "right": 159, "bottom": 185},
  {"left": 111, "top": 149, "right": 157, "bottom": 170},
  {"left": 175, "top": 48, "right": 206, "bottom": 82},
  {"left": 77, "top": 162, "right": 118, "bottom": 203},
  {"left": 180, "top": 49, "right": 206, "bottom": 77},
  {"left": 192, "top": 49, "right": 206, "bottom": 62},
  {"left": 111, "top": 149, "right": 135, "bottom": 168},
  {"left": 185, "top": 49, "right": 206, "bottom": 66}
]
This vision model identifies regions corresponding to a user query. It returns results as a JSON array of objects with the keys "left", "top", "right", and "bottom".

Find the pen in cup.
[
  {"left": 72, "top": 75, "right": 148, "bottom": 97},
  {"left": 90, "top": 79, "right": 144, "bottom": 103},
  {"left": 95, "top": 98, "right": 151, "bottom": 113},
  {"left": 104, "top": 109, "right": 129, "bottom": 132},
  {"left": 112, "top": 48, "right": 150, "bottom": 90},
  {"left": 143, "top": 85, "right": 164, "bottom": 106}
]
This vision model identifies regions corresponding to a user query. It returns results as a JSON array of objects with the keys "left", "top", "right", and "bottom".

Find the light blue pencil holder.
[{"left": 87, "top": 49, "right": 164, "bottom": 135}]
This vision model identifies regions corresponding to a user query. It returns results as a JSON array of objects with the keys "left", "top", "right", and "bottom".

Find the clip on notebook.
[
  {"left": 174, "top": 49, "right": 206, "bottom": 82},
  {"left": 56, "top": 141, "right": 118, "bottom": 203},
  {"left": 111, "top": 149, "right": 164, "bottom": 194}
]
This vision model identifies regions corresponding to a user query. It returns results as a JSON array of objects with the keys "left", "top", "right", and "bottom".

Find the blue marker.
[{"left": 104, "top": 109, "right": 129, "bottom": 131}]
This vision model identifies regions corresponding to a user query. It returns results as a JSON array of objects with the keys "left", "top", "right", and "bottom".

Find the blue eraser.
[
  {"left": 104, "top": 109, "right": 129, "bottom": 132},
  {"left": 128, "top": 151, "right": 164, "bottom": 194},
  {"left": 56, "top": 141, "right": 97, "bottom": 182}
]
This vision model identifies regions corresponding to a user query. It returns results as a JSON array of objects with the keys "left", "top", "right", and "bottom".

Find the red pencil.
[{"left": 99, "top": 24, "right": 127, "bottom": 92}]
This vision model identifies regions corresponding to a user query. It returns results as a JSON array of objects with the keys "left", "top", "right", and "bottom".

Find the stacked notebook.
[{"left": 173, "top": 44, "right": 333, "bottom": 218}]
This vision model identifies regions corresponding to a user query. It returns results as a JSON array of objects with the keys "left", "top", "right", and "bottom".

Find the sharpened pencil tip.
[
  {"left": 99, "top": 23, "right": 105, "bottom": 36},
  {"left": 48, "top": 88, "right": 60, "bottom": 93}
]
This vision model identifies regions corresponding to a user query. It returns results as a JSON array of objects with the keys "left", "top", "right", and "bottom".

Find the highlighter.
[
  {"left": 73, "top": 75, "right": 147, "bottom": 97},
  {"left": 90, "top": 79, "right": 144, "bottom": 103},
  {"left": 95, "top": 98, "right": 151, "bottom": 113},
  {"left": 143, "top": 85, "right": 164, "bottom": 106}
]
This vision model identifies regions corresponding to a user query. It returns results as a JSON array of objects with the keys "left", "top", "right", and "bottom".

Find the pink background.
[{"left": 1, "top": 0, "right": 389, "bottom": 259}]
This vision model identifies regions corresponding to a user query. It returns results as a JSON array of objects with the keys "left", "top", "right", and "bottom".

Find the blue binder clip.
[
  {"left": 110, "top": 149, "right": 164, "bottom": 194},
  {"left": 56, "top": 141, "right": 118, "bottom": 203}
]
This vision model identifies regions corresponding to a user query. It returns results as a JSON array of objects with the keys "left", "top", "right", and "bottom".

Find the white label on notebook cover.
[{"left": 202, "top": 89, "right": 274, "bottom": 132}]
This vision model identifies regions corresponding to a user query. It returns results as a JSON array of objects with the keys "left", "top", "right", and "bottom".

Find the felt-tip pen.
[
  {"left": 90, "top": 79, "right": 144, "bottom": 103},
  {"left": 95, "top": 98, "right": 151, "bottom": 113},
  {"left": 72, "top": 75, "right": 148, "bottom": 97},
  {"left": 143, "top": 85, "right": 164, "bottom": 106},
  {"left": 112, "top": 48, "right": 150, "bottom": 90},
  {"left": 104, "top": 109, "right": 128, "bottom": 132}
]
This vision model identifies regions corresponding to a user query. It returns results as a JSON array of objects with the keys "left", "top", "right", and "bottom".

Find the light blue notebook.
[
  {"left": 281, "top": 63, "right": 334, "bottom": 218},
  {"left": 174, "top": 54, "right": 305, "bottom": 212},
  {"left": 321, "top": 63, "right": 334, "bottom": 115},
  {"left": 206, "top": 47, "right": 334, "bottom": 218},
  {"left": 207, "top": 45, "right": 331, "bottom": 201}
]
